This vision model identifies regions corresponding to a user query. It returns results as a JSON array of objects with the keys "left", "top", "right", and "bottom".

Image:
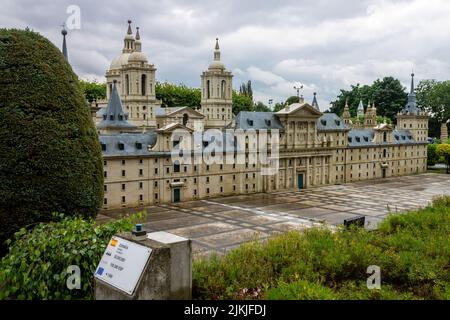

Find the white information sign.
[{"left": 94, "top": 236, "right": 152, "bottom": 295}]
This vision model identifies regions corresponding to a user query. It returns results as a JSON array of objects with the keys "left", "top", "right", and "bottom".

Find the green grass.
[{"left": 193, "top": 196, "right": 450, "bottom": 300}]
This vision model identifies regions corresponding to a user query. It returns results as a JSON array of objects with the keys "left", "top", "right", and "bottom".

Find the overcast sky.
[{"left": 2, "top": 0, "right": 450, "bottom": 110}]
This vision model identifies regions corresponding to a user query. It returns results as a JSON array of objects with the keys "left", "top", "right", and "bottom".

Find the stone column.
[
  {"left": 441, "top": 122, "right": 448, "bottom": 142},
  {"left": 285, "top": 158, "right": 289, "bottom": 189}
]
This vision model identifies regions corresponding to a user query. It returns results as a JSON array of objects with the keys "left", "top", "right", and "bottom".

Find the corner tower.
[
  {"left": 200, "top": 38, "right": 233, "bottom": 129},
  {"left": 396, "top": 73, "right": 429, "bottom": 142}
]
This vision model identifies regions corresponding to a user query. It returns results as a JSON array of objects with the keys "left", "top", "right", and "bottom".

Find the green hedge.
[
  {"left": 0, "top": 212, "right": 145, "bottom": 300},
  {"left": 0, "top": 29, "right": 104, "bottom": 256},
  {"left": 193, "top": 196, "right": 450, "bottom": 300}
]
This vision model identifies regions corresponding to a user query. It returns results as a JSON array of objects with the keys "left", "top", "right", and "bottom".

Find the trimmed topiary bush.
[
  {"left": 0, "top": 29, "right": 104, "bottom": 256},
  {"left": 0, "top": 212, "right": 146, "bottom": 300}
]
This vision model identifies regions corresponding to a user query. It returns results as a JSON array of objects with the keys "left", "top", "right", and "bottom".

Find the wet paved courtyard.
[{"left": 97, "top": 173, "right": 450, "bottom": 256}]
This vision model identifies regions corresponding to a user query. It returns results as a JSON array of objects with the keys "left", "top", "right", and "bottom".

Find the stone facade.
[{"left": 96, "top": 21, "right": 428, "bottom": 210}]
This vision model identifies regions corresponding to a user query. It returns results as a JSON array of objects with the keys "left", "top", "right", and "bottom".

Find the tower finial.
[
  {"left": 410, "top": 72, "right": 415, "bottom": 94},
  {"left": 135, "top": 27, "right": 140, "bottom": 40},
  {"left": 127, "top": 19, "right": 133, "bottom": 35},
  {"left": 214, "top": 38, "right": 220, "bottom": 61},
  {"left": 61, "top": 23, "right": 68, "bottom": 61}
]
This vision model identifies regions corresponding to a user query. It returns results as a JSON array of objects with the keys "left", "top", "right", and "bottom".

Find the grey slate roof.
[
  {"left": 348, "top": 129, "right": 417, "bottom": 147},
  {"left": 317, "top": 113, "right": 350, "bottom": 131},
  {"left": 100, "top": 132, "right": 158, "bottom": 157},
  {"left": 348, "top": 129, "right": 375, "bottom": 146},
  {"left": 232, "top": 112, "right": 284, "bottom": 130},
  {"left": 96, "top": 82, "right": 137, "bottom": 130}
]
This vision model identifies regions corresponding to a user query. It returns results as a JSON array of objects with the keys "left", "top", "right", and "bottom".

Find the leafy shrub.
[
  {"left": 0, "top": 212, "right": 145, "bottom": 300},
  {"left": 0, "top": 29, "right": 104, "bottom": 256},
  {"left": 193, "top": 196, "right": 450, "bottom": 300},
  {"left": 266, "top": 280, "right": 337, "bottom": 300}
]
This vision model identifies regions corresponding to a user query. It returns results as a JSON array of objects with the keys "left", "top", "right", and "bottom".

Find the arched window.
[
  {"left": 206, "top": 80, "right": 211, "bottom": 99},
  {"left": 183, "top": 113, "right": 189, "bottom": 126},
  {"left": 109, "top": 84, "right": 112, "bottom": 96},
  {"left": 141, "top": 74, "right": 147, "bottom": 96},
  {"left": 383, "top": 131, "right": 387, "bottom": 142},
  {"left": 125, "top": 74, "right": 130, "bottom": 95},
  {"left": 221, "top": 80, "right": 226, "bottom": 98}
]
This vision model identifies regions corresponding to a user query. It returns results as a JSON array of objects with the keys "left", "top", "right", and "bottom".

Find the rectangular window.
[
  {"left": 155, "top": 168, "right": 158, "bottom": 175},
  {"left": 122, "top": 170, "right": 126, "bottom": 177},
  {"left": 121, "top": 184, "right": 125, "bottom": 190},
  {"left": 121, "top": 196, "right": 126, "bottom": 203},
  {"left": 139, "top": 182, "right": 143, "bottom": 189},
  {"left": 103, "top": 198, "right": 107, "bottom": 205},
  {"left": 139, "top": 194, "right": 143, "bottom": 201},
  {"left": 155, "top": 193, "right": 158, "bottom": 199},
  {"left": 104, "top": 171, "right": 107, "bottom": 178},
  {"left": 104, "top": 185, "right": 107, "bottom": 192},
  {"left": 154, "top": 181, "right": 158, "bottom": 187},
  {"left": 139, "top": 169, "right": 143, "bottom": 176},
  {"left": 122, "top": 160, "right": 126, "bottom": 165}
]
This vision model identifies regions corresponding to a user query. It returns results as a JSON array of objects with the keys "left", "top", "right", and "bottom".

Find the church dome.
[
  {"left": 128, "top": 50, "right": 148, "bottom": 63},
  {"left": 109, "top": 53, "right": 130, "bottom": 70},
  {"left": 208, "top": 60, "right": 225, "bottom": 70}
]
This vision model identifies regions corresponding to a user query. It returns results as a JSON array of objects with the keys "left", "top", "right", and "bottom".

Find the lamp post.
[{"left": 293, "top": 84, "right": 303, "bottom": 102}]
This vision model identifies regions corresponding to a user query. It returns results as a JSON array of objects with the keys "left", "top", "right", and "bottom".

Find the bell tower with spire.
[
  {"left": 396, "top": 73, "right": 429, "bottom": 142},
  {"left": 200, "top": 38, "right": 233, "bottom": 129},
  {"left": 105, "top": 20, "right": 160, "bottom": 128}
]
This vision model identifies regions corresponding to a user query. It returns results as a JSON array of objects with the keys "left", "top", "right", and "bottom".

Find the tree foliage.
[
  {"left": 427, "top": 144, "right": 440, "bottom": 167},
  {"left": 232, "top": 90, "right": 253, "bottom": 115},
  {"left": 0, "top": 212, "right": 145, "bottom": 299},
  {"left": 155, "top": 82, "right": 201, "bottom": 109},
  {"left": 416, "top": 80, "right": 450, "bottom": 137},
  {"left": 79, "top": 79, "right": 106, "bottom": 103},
  {"left": 254, "top": 101, "right": 271, "bottom": 112},
  {"left": 329, "top": 77, "right": 408, "bottom": 121},
  {"left": 239, "top": 80, "right": 253, "bottom": 99},
  {"left": 436, "top": 144, "right": 450, "bottom": 174},
  {"left": 0, "top": 29, "right": 104, "bottom": 256}
]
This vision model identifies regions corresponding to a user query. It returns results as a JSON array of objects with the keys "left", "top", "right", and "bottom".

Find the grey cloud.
[{"left": 1, "top": 0, "right": 449, "bottom": 110}]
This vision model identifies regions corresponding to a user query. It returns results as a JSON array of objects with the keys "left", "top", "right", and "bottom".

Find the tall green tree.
[
  {"left": 155, "top": 82, "right": 201, "bottom": 109},
  {"left": 416, "top": 80, "right": 450, "bottom": 137},
  {"left": 285, "top": 95, "right": 300, "bottom": 105},
  {"left": 0, "top": 29, "right": 104, "bottom": 256},
  {"left": 239, "top": 80, "right": 253, "bottom": 99},
  {"left": 273, "top": 102, "right": 285, "bottom": 112},
  {"left": 254, "top": 101, "right": 271, "bottom": 112},
  {"left": 79, "top": 79, "right": 106, "bottom": 103},
  {"left": 232, "top": 90, "right": 253, "bottom": 115},
  {"left": 329, "top": 77, "right": 407, "bottom": 121}
]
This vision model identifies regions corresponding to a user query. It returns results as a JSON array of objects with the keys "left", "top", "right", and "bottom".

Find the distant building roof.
[
  {"left": 317, "top": 113, "right": 350, "bottom": 131},
  {"left": 232, "top": 111, "right": 284, "bottom": 130},
  {"left": 100, "top": 132, "right": 157, "bottom": 157},
  {"left": 347, "top": 128, "right": 417, "bottom": 147}
]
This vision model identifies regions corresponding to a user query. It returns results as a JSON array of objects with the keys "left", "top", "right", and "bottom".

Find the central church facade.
[{"left": 96, "top": 21, "right": 428, "bottom": 210}]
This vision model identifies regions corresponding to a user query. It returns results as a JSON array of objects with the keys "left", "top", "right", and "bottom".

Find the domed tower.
[
  {"left": 105, "top": 20, "right": 160, "bottom": 127},
  {"left": 342, "top": 99, "right": 351, "bottom": 125},
  {"left": 200, "top": 38, "right": 233, "bottom": 129},
  {"left": 396, "top": 73, "right": 429, "bottom": 142}
]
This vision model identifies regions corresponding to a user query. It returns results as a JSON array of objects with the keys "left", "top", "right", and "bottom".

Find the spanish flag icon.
[{"left": 110, "top": 239, "right": 118, "bottom": 247}]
